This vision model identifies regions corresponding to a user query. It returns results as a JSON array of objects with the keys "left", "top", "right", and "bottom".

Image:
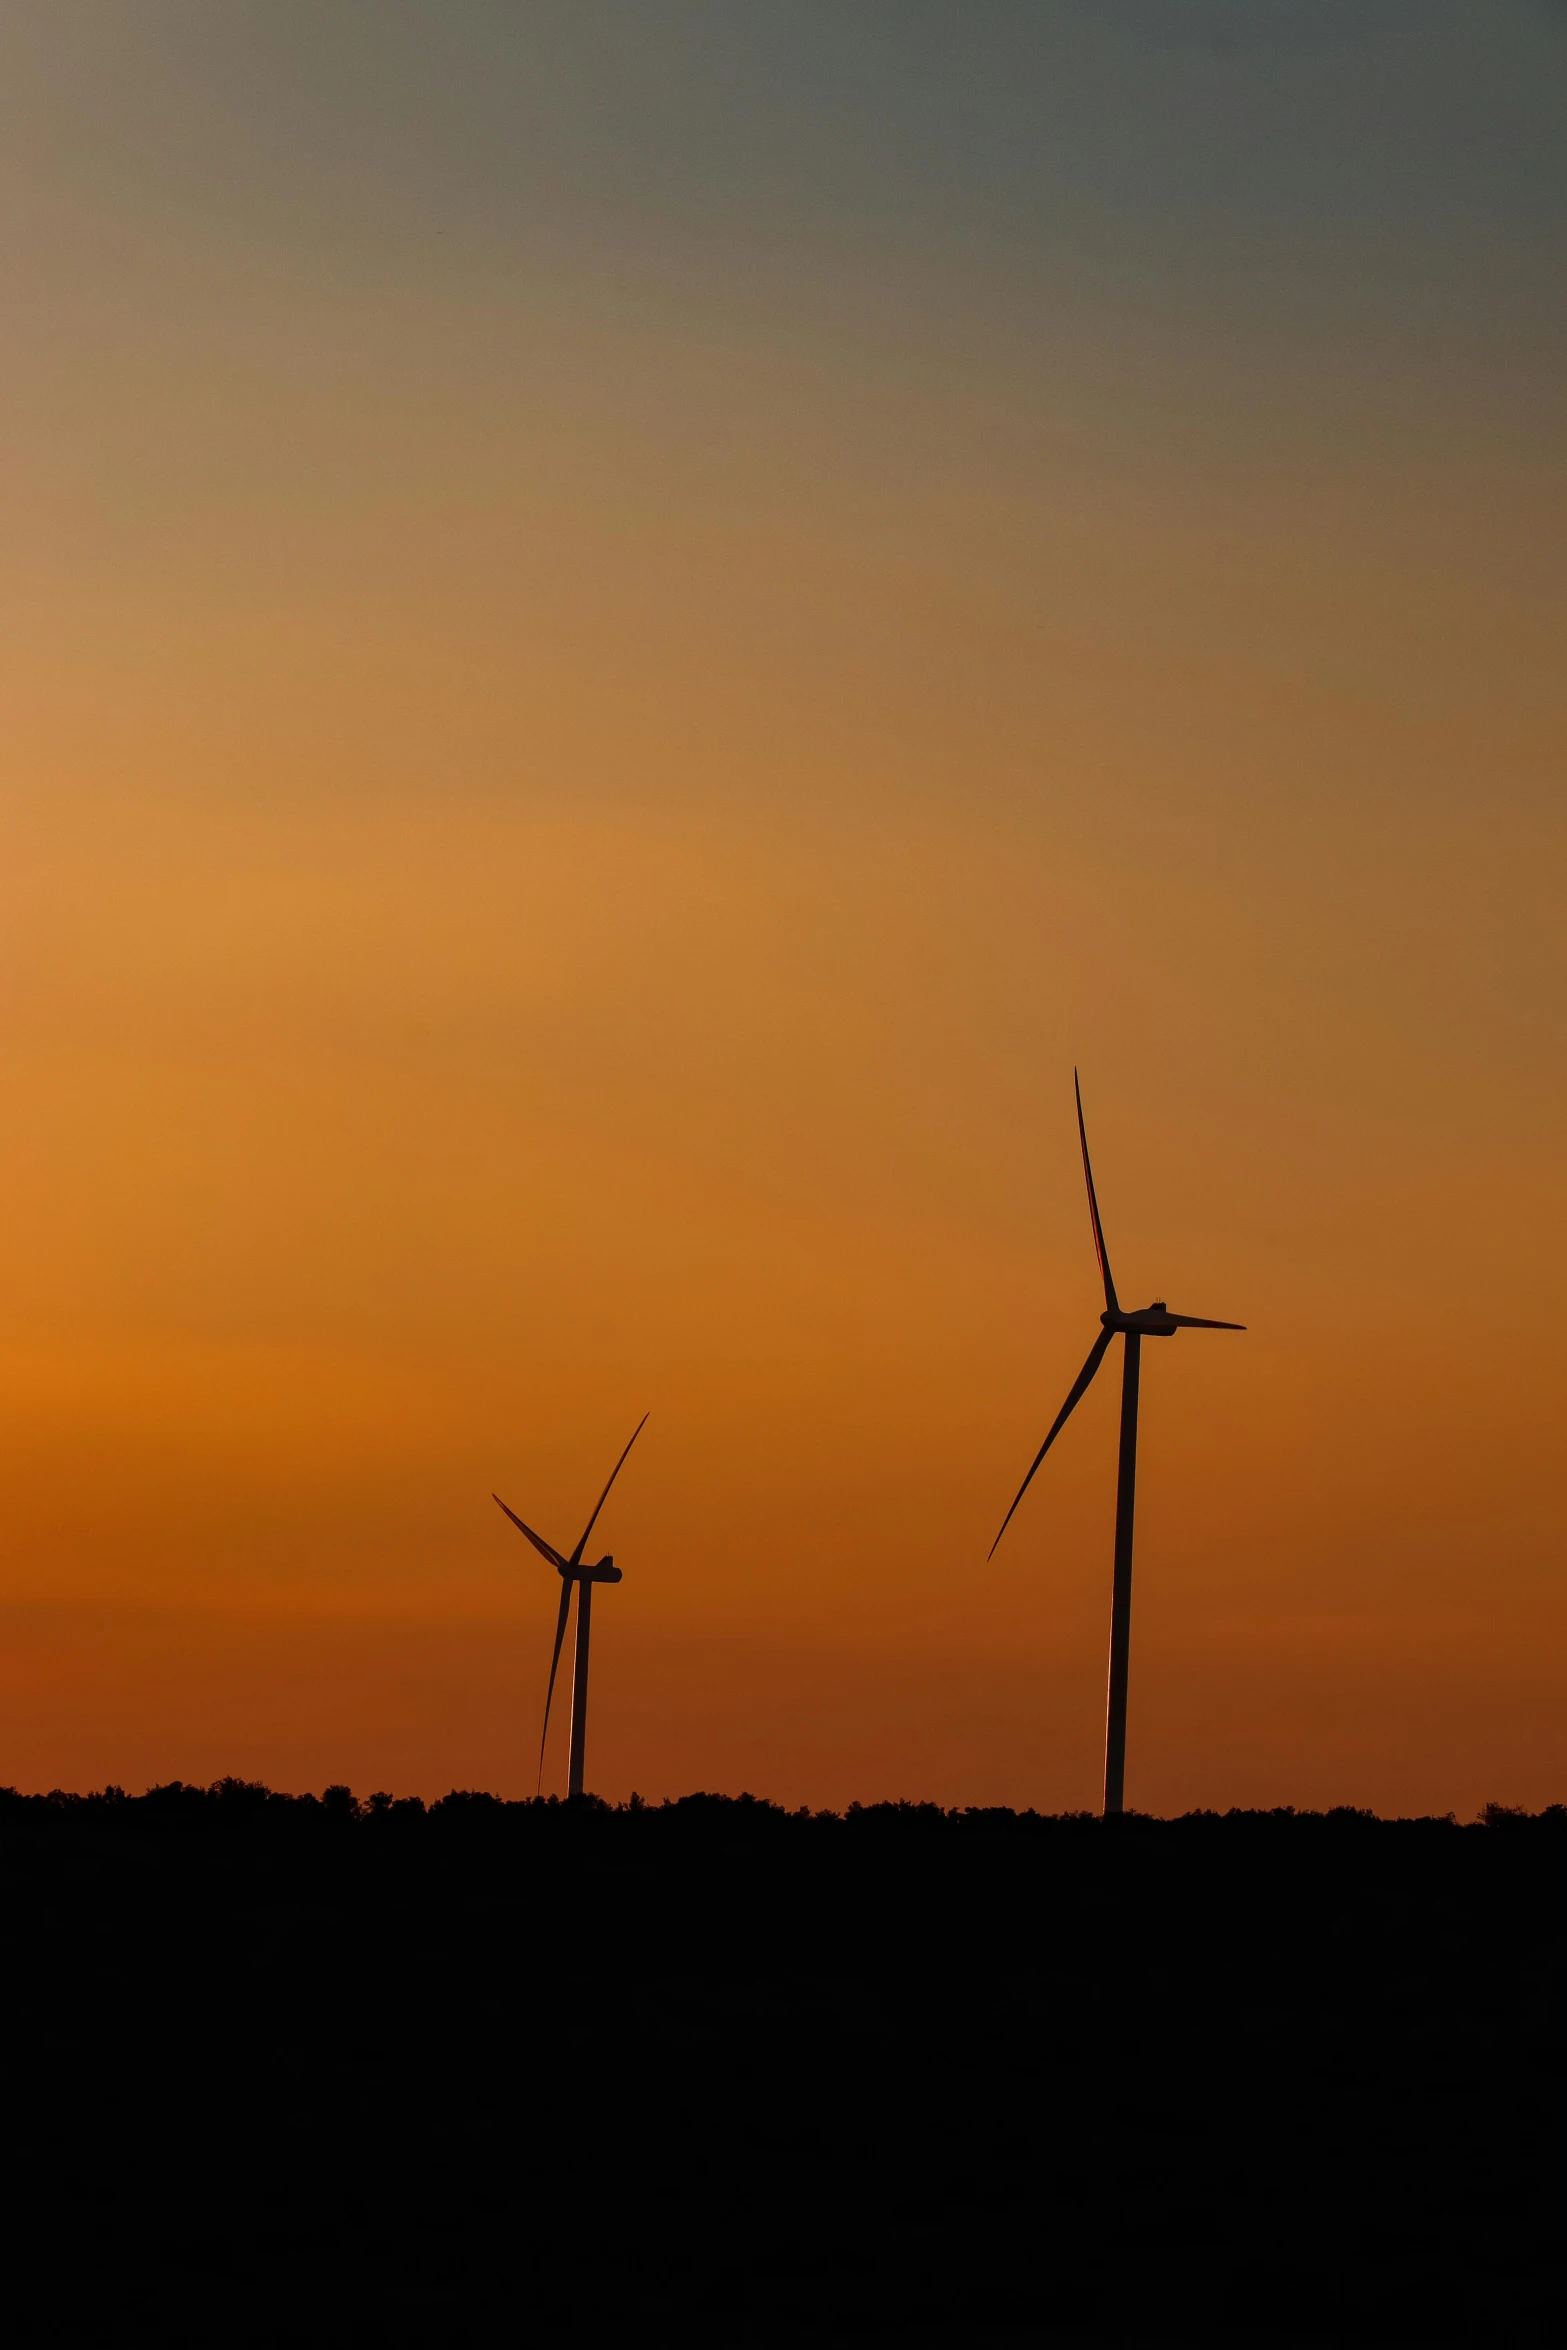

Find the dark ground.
[{"left": 0, "top": 1785, "right": 1562, "bottom": 2344}]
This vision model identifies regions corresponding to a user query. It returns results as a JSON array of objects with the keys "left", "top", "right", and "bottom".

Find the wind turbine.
[
  {"left": 990, "top": 1076, "right": 1243, "bottom": 1816},
  {"left": 493, "top": 1414, "right": 647, "bottom": 1798}
]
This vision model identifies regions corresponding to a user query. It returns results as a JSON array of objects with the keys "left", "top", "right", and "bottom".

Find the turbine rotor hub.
[{"left": 1102, "top": 1303, "right": 1179, "bottom": 1337}]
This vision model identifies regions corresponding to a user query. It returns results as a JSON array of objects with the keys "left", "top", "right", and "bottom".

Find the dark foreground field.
[{"left": 0, "top": 1786, "right": 1562, "bottom": 2344}]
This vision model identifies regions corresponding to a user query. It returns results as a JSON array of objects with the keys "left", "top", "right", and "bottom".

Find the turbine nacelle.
[
  {"left": 1102, "top": 1301, "right": 1244, "bottom": 1338},
  {"left": 562, "top": 1555, "right": 623, "bottom": 1584}
]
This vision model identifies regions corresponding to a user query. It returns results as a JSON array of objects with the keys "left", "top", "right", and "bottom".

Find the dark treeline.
[{"left": 2, "top": 1786, "right": 1563, "bottom": 2341}]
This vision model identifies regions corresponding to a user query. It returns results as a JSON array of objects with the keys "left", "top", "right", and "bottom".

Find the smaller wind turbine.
[
  {"left": 990, "top": 1075, "right": 1243, "bottom": 1816},
  {"left": 493, "top": 1415, "right": 647, "bottom": 1798}
]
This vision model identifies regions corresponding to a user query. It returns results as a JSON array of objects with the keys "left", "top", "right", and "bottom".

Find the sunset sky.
[{"left": 2, "top": 2, "right": 1563, "bottom": 1813}]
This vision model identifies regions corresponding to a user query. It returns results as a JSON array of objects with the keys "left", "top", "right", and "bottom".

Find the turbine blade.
[
  {"left": 1166, "top": 1313, "right": 1246, "bottom": 1330},
  {"left": 537, "top": 1577, "right": 575, "bottom": 1795},
  {"left": 568, "top": 1412, "right": 649, "bottom": 1567},
  {"left": 988, "top": 1327, "right": 1114, "bottom": 1560},
  {"left": 1074, "top": 1070, "right": 1119, "bottom": 1314},
  {"left": 492, "top": 1495, "right": 569, "bottom": 1572}
]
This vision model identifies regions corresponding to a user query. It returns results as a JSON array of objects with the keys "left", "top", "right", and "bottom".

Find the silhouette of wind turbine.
[
  {"left": 493, "top": 1414, "right": 647, "bottom": 1798},
  {"left": 990, "top": 1076, "right": 1243, "bottom": 1816}
]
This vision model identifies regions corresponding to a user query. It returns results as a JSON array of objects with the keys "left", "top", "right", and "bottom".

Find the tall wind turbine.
[
  {"left": 990, "top": 1076, "right": 1243, "bottom": 1816},
  {"left": 493, "top": 1414, "right": 647, "bottom": 1798}
]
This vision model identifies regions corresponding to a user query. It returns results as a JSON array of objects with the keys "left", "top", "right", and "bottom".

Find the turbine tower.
[
  {"left": 990, "top": 1077, "right": 1243, "bottom": 1816},
  {"left": 493, "top": 1414, "right": 647, "bottom": 1798}
]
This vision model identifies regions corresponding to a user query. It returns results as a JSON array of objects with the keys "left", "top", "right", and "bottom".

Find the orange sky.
[{"left": 1, "top": 4, "right": 1563, "bottom": 1812}]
